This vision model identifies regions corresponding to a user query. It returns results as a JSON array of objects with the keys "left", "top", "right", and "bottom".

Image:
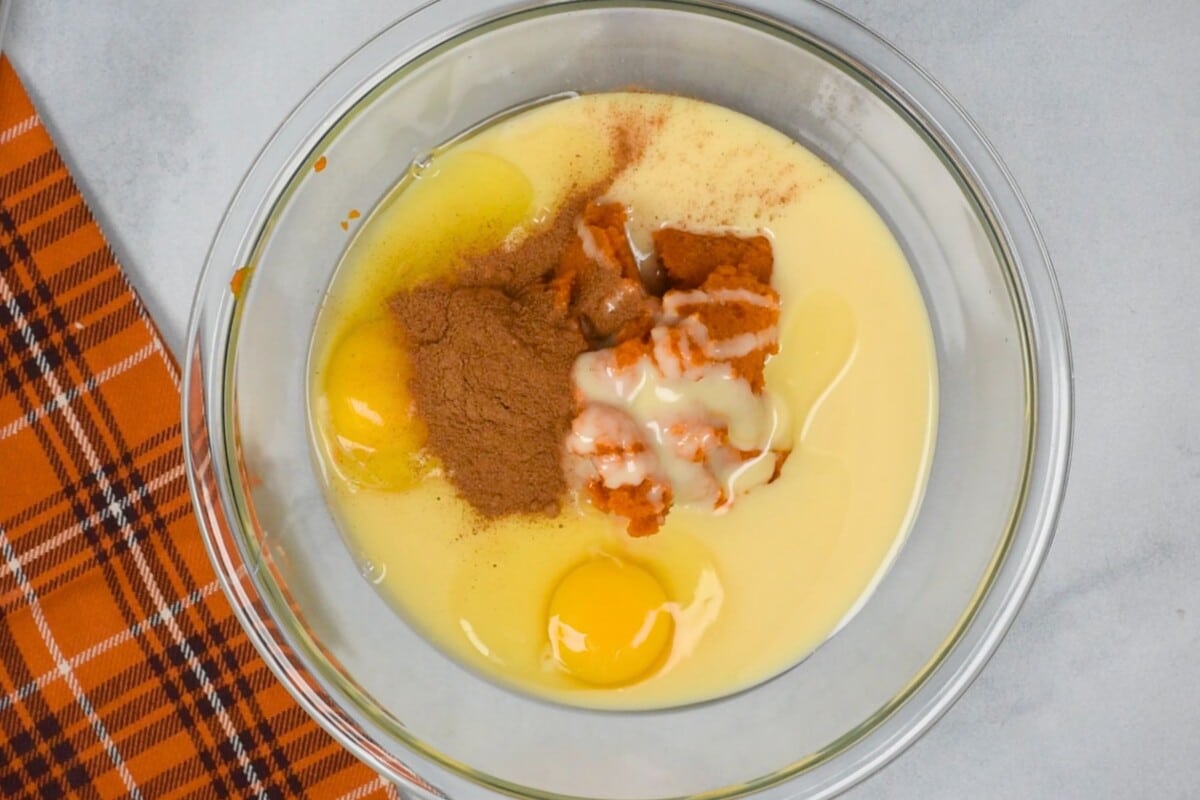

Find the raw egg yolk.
[
  {"left": 323, "top": 318, "right": 426, "bottom": 489},
  {"left": 547, "top": 557, "right": 673, "bottom": 686}
]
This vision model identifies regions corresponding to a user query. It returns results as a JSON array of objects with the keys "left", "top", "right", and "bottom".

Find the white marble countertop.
[{"left": 7, "top": 1, "right": 1199, "bottom": 797}]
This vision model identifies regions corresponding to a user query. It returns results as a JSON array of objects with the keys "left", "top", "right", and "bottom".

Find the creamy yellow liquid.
[{"left": 309, "top": 93, "right": 937, "bottom": 710}]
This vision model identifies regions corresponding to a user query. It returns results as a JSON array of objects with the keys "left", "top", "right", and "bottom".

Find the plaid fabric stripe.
[{"left": 0, "top": 57, "right": 396, "bottom": 799}]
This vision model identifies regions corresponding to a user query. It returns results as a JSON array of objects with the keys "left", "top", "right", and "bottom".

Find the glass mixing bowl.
[{"left": 183, "top": 1, "right": 1072, "bottom": 797}]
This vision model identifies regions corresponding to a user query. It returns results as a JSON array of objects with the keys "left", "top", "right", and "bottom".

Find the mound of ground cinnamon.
[
  {"left": 393, "top": 282, "right": 586, "bottom": 516},
  {"left": 390, "top": 196, "right": 593, "bottom": 517}
]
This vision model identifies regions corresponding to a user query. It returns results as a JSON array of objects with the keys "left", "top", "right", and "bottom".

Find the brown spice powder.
[
  {"left": 392, "top": 280, "right": 586, "bottom": 516},
  {"left": 390, "top": 118, "right": 659, "bottom": 518}
]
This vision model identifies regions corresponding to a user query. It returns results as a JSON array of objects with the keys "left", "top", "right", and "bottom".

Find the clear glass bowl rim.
[{"left": 182, "top": 1, "right": 1074, "bottom": 798}]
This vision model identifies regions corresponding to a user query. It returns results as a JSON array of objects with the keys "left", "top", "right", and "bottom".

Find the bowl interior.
[{"left": 218, "top": 3, "right": 1031, "bottom": 798}]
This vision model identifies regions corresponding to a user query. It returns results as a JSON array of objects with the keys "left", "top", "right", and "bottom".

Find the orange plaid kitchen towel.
[{"left": 0, "top": 56, "right": 398, "bottom": 799}]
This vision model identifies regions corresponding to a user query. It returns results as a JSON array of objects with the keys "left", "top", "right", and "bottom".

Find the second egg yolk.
[
  {"left": 323, "top": 317, "right": 427, "bottom": 490},
  {"left": 547, "top": 556, "right": 673, "bottom": 686}
]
